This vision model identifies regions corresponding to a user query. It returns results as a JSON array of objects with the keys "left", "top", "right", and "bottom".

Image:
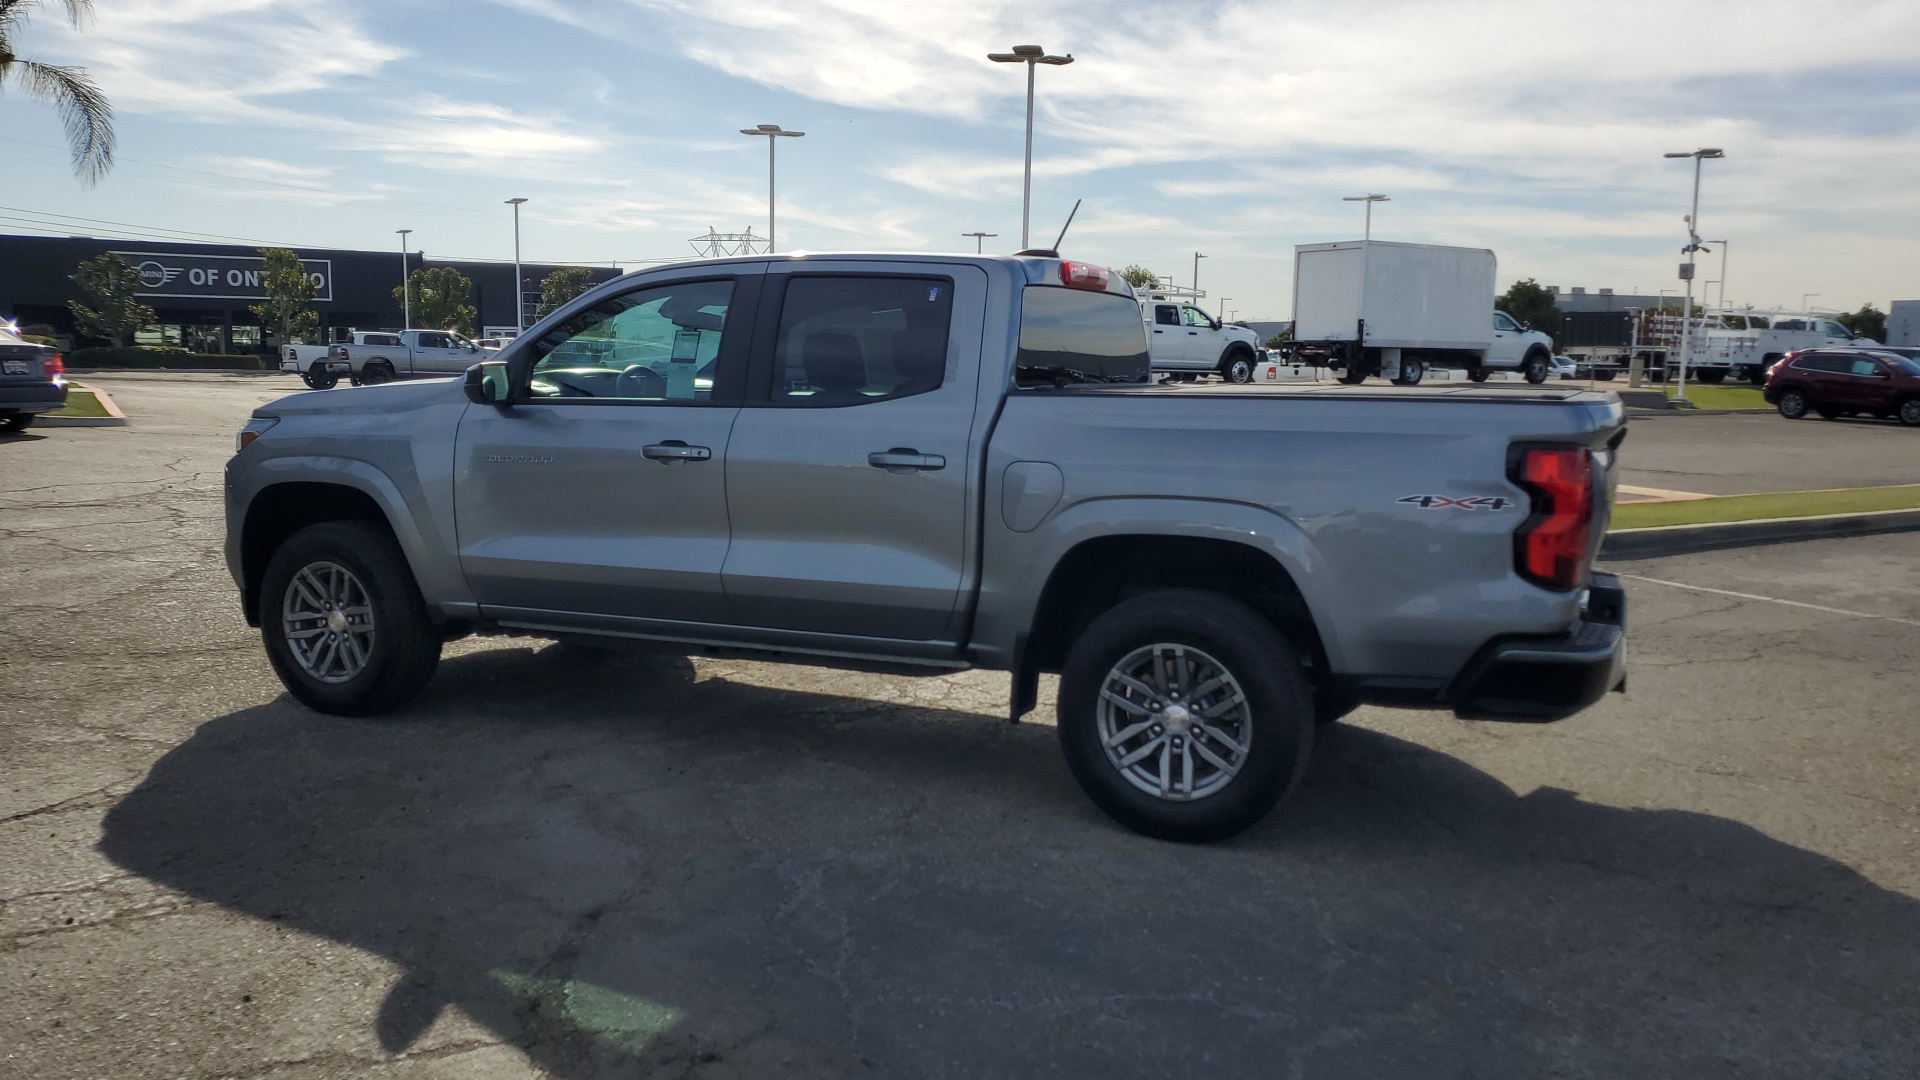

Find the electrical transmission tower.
[{"left": 688, "top": 226, "right": 770, "bottom": 258}]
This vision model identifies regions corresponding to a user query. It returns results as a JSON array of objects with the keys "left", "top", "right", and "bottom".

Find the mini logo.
[
  {"left": 1398, "top": 495, "right": 1514, "bottom": 511},
  {"left": 135, "top": 260, "right": 182, "bottom": 288}
]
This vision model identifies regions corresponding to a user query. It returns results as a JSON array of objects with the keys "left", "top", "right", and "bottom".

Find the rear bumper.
[
  {"left": 0, "top": 382, "right": 69, "bottom": 414},
  {"left": 1447, "top": 571, "right": 1628, "bottom": 722},
  {"left": 281, "top": 358, "right": 350, "bottom": 374}
]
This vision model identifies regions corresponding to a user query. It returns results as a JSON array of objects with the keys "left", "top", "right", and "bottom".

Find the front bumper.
[
  {"left": 1448, "top": 571, "right": 1628, "bottom": 722},
  {"left": 0, "top": 382, "right": 69, "bottom": 414}
]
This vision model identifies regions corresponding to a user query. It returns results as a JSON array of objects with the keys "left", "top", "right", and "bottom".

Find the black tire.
[
  {"left": 1746, "top": 367, "right": 1768, "bottom": 386},
  {"left": 1776, "top": 388, "right": 1810, "bottom": 419},
  {"left": 1815, "top": 407, "right": 1840, "bottom": 421},
  {"left": 1391, "top": 356, "right": 1425, "bottom": 386},
  {"left": 1467, "top": 366, "right": 1490, "bottom": 383},
  {"left": 1900, "top": 398, "right": 1920, "bottom": 427},
  {"left": 1697, "top": 369, "right": 1727, "bottom": 385},
  {"left": 0, "top": 411, "right": 31, "bottom": 434},
  {"left": 260, "top": 521, "right": 442, "bottom": 716},
  {"left": 1522, "top": 350, "right": 1551, "bottom": 384},
  {"left": 1337, "top": 367, "right": 1368, "bottom": 385},
  {"left": 1220, "top": 350, "right": 1255, "bottom": 384},
  {"left": 1595, "top": 369, "right": 1617, "bottom": 381},
  {"left": 358, "top": 361, "right": 395, "bottom": 385},
  {"left": 1057, "top": 589, "right": 1315, "bottom": 842},
  {"left": 302, "top": 364, "right": 339, "bottom": 390}
]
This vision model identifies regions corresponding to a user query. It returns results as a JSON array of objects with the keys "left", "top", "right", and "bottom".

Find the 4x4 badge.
[{"left": 1398, "top": 495, "right": 1514, "bottom": 511}]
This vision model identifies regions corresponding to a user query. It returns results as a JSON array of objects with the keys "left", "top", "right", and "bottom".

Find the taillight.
[
  {"left": 45, "top": 352, "right": 64, "bottom": 376},
  {"left": 1059, "top": 261, "right": 1110, "bottom": 290},
  {"left": 1510, "top": 445, "right": 1595, "bottom": 592}
]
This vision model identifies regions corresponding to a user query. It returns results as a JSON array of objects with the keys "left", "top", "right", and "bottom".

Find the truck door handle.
[
  {"left": 642, "top": 441, "right": 711, "bottom": 462},
  {"left": 869, "top": 449, "right": 946, "bottom": 473}
]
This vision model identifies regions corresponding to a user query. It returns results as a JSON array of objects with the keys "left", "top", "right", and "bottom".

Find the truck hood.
[{"left": 252, "top": 375, "right": 462, "bottom": 419}]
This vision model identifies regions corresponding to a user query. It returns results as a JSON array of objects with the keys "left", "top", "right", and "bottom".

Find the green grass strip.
[
  {"left": 1612, "top": 484, "right": 1920, "bottom": 530},
  {"left": 1662, "top": 385, "right": 1770, "bottom": 411},
  {"left": 48, "top": 389, "right": 111, "bottom": 418}
]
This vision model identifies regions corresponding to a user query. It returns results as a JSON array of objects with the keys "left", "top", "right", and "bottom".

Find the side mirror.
[{"left": 464, "top": 360, "right": 512, "bottom": 406}]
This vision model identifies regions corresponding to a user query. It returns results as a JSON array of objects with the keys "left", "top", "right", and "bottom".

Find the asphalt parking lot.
[{"left": 3, "top": 372, "right": 1917, "bottom": 1078}]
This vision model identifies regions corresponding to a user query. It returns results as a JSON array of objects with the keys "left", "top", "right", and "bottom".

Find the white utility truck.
[
  {"left": 1283, "top": 241, "right": 1556, "bottom": 385},
  {"left": 1136, "top": 287, "right": 1264, "bottom": 383}
]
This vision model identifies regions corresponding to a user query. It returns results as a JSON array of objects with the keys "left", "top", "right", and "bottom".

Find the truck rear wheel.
[
  {"left": 357, "top": 361, "right": 396, "bottom": 385},
  {"left": 302, "top": 364, "right": 339, "bottom": 390},
  {"left": 1337, "top": 367, "right": 1367, "bottom": 385},
  {"left": 1467, "top": 366, "right": 1490, "bottom": 383},
  {"left": 1697, "top": 369, "right": 1727, "bottom": 385},
  {"left": 260, "top": 521, "right": 442, "bottom": 716},
  {"left": 1057, "top": 589, "right": 1314, "bottom": 842}
]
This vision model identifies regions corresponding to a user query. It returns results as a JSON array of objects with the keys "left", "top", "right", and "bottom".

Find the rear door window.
[
  {"left": 760, "top": 275, "right": 953, "bottom": 406},
  {"left": 1016, "top": 286, "right": 1151, "bottom": 387}
]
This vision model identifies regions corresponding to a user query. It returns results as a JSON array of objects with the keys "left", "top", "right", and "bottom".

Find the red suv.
[{"left": 1763, "top": 348, "right": 1920, "bottom": 426}]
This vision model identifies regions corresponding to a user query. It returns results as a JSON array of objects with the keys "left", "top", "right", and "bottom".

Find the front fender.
[
  {"left": 246, "top": 453, "right": 473, "bottom": 614},
  {"left": 969, "top": 494, "right": 1348, "bottom": 673}
]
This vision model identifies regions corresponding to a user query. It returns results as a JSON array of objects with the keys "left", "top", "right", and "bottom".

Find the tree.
[
  {"left": 534, "top": 267, "right": 594, "bottom": 318},
  {"left": 1499, "top": 278, "right": 1562, "bottom": 340},
  {"left": 1835, "top": 303, "right": 1886, "bottom": 342},
  {"left": 1117, "top": 265, "right": 1161, "bottom": 290},
  {"left": 394, "top": 267, "right": 476, "bottom": 334},
  {"left": 0, "top": 1, "right": 115, "bottom": 185},
  {"left": 1265, "top": 327, "right": 1293, "bottom": 348},
  {"left": 248, "top": 248, "right": 319, "bottom": 349},
  {"left": 67, "top": 253, "right": 153, "bottom": 346}
]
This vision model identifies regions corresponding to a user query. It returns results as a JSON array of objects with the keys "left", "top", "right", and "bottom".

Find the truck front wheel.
[
  {"left": 1391, "top": 356, "right": 1426, "bottom": 385},
  {"left": 1220, "top": 349, "right": 1255, "bottom": 384},
  {"left": 1522, "top": 349, "right": 1551, "bottom": 384},
  {"left": 260, "top": 521, "right": 442, "bottom": 716},
  {"left": 1057, "top": 589, "right": 1314, "bottom": 842}
]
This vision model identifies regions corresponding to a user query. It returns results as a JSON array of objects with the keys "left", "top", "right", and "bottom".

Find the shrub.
[{"left": 67, "top": 346, "right": 267, "bottom": 370}]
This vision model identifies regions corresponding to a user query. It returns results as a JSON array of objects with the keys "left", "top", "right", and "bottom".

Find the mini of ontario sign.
[{"left": 111, "top": 251, "right": 334, "bottom": 302}]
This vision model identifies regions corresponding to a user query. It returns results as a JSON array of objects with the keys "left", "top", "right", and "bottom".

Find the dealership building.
[{"left": 0, "top": 234, "right": 621, "bottom": 353}]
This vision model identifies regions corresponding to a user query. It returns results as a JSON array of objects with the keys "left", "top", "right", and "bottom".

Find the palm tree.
[{"left": 0, "top": 0, "right": 114, "bottom": 185}]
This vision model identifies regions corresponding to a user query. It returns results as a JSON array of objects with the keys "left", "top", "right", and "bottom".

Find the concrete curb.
[
  {"left": 36, "top": 382, "right": 130, "bottom": 427},
  {"left": 1601, "top": 507, "right": 1920, "bottom": 559}
]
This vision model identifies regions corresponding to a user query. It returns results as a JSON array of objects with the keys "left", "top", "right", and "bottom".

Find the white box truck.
[{"left": 1285, "top": 241, "right": 1555, "bottom": 385}]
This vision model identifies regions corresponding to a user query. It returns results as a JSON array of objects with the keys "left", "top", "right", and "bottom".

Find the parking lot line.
[{"left": 1615, "top": 572, "right": 1920, "bottom": 628}]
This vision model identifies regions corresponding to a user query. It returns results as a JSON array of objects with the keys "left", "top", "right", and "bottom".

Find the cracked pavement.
[{"left": 2, "top": 372, "right": 1917, "bottom": 1078}]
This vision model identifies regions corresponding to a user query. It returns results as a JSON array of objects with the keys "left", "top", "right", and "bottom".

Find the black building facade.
[{"left": 0, "top": 234, "right": 621, "bottom": 352}]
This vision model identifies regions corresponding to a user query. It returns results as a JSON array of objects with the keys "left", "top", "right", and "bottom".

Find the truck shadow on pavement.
[{"left": 99, "top": 644, "right": 1920, "bottom": 1079}]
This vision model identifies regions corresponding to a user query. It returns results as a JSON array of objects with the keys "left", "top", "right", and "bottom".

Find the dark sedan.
[
  {"left": 0, "top": 326, "right": 68, "bottom": 433},
  {"left": 1763, "top": 347, "right": 1920, "bottom": 426}
]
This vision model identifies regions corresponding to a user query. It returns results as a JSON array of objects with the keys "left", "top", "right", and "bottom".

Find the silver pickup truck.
[{"left": 225, "top": 252, "right": 1627, "bottom": 841}]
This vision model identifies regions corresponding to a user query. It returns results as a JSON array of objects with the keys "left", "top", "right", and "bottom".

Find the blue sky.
[{"left": 6, "top": 0, "right": 1918, "bottom": 319}]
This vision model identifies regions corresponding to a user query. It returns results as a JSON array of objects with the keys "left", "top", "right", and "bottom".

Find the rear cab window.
[{"left": 1016, "top": 286, "right": 1151, "bottom": 388}]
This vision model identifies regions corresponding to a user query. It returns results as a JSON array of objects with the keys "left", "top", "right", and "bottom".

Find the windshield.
[{"left": 1886, "top": 356, "right": 1920, "bottom": 376}]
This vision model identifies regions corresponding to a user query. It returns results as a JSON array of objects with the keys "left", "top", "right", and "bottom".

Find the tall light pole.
[
  {"left": 503, "top": 198, "right": 529, "bottom": 335},
  {"left": 1343, "top": 193, "right": 1389, "bottom": 240},
  {"left": 962, "top": 231, "right": 996, "bottom": 253},
  {"left": 739, "top": 124, "right": 805, "bottom": 253},
  {"left": 1662, "top": 148, "right": 1723, "bottom": 404},
  {"left": 988, "top": 44, "right": 1073, "bottom": 249},
  {"left": 1192, "top": 252, "right": 1206, "bottom": 299},
  {"left": 395, "top": 228, "right": 412, "bottom": 330}
]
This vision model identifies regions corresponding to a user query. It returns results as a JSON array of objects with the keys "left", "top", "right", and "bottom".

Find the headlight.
[{"left": 236, "top": 416, "right": 279, "bottom": 452}]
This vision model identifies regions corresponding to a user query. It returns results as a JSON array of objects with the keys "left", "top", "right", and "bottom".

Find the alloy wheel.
[
  {"left": 281, "top": 561, "right": 376, "bottom": 684},
  {"left": 1096, "top": 643, "right": 1252, "bottom": 801}
]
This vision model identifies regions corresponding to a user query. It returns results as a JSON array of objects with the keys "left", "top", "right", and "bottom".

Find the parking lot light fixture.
[
  {"left": 739, "top": 125, "right": 805, "bottom": 253},
  {"left": 988, "top": 44, "right": 1073, "bottom": 249},
  {"left": 505, "top": 199, "right": 528, "bottom": 334},
  {"left": 1342, "top": 194, "right": 1389, "bottom": 240},
  {"left": 1803, "top": 293, "right": 1820, "bottom": 312},
  {"left": 395, "top": 229, "right": 412, "bottom": 331},
  {"left": 962, "top": 231, "right": 996, "bottom": 253},
  {"left": 1219, "top": 297, "right": 1232, "bottom": 322},
  {"left": 1663, "top": 149, "right": 1723, "bottom": 404},
  {"left": 1193, "top": 251, "right": 1206, "bottom": 298}
]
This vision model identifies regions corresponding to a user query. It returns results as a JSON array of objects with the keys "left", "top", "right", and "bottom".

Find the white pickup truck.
[
  {"left": 326, "top": 330, "right": 492, "bottom": 385},
  {"left": 1137, "top": 291, "right": 1264, "bottom": 383}
]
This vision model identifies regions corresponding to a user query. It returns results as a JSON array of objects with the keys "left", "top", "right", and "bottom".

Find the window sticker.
[{"left": 927, "top": 286, "right": 941, "bottom": 302}]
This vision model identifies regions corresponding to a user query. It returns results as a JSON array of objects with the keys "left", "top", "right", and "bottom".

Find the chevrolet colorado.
[{"left": 226, "top": 252, "right": 1628, "bottom": 841}]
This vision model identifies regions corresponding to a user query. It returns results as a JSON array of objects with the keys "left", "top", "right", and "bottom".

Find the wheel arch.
[{"left": 238, "top": 461, "right": 455, "bottom": 627}]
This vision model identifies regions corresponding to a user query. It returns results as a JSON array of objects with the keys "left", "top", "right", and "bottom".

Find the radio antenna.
[{"left": 1051, "top": 199, "right": 1082, "bottom": 252}]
